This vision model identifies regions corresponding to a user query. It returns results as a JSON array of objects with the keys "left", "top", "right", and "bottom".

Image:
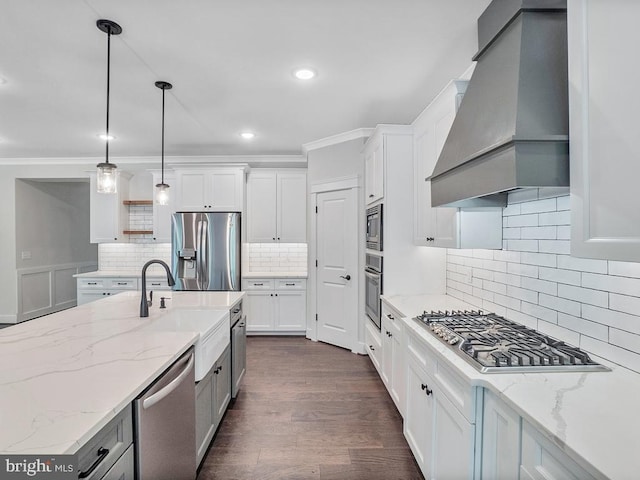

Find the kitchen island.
[{"left": 0, "top": 290, "right": 243, "bottom": 455}]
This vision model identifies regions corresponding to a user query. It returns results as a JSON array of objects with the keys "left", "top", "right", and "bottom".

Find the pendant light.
[
  {"left": 95, "top": 19, "right": 122, "bottom": 194},
  {"left": 155, "top": 81, "right": 172, "bottom": 205}
]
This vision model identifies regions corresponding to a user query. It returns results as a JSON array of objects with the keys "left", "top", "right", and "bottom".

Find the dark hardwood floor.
[{"left": 197, "top": 336, "right": 424, "bottom": 480}]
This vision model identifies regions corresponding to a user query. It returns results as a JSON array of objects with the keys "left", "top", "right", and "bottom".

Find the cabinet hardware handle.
[
  {"left": 270, "top": 294, "right": 273, "bottom": 297},
  {"left": 369, "top": 345, "right": 375, "bottom": 351},
  {"left": 117, "top": 282, "right": 127, "bottom": 285},
  {"left": 88, "top": 282, "right": 97, "bottom": 285},
  {"left": 277, "top": 237, "right": 280, "bottom": 240},
  {"left": 78, "top": 447, "right": 110, "bottom": 478},
  {"left": 285, "top": 283, "right": 295, "bottom": 286},
  {"left": 425, "top": 387, "right": 432, "bottom": 396},
  {"left": 368, "top": 194, "right": 374, "bottom": 198},
  {"left": 114, "top": 237, "right": 117, "bottom": 240},
  {"left": 275, "top": 293, "right": 278, "bottom": 296},
  {"left": 254, "top": 283, "right": 264, "bottom": 286},
  {"left": 387, "top": 314, "right": 394, "bottom": 319},
  {"left": 151, "top": 282, "right": 161, "bottom": 286},
  {"left": 421, "top": 384, "right": 426, "bottom": 390},
  {"left": 273, "top": 237, "right": 276, "bottom": 240},
  {"left": 238, "top": 323, "right": 245, "bottom": 327},
  {"left": 421, "top": 384, "right": 433, "bottom": 396},
  {"left": 426, "top": 237, "right": 435, "bottom": 242},
  {"left": 233, "top": 308, "right": 240, "bottom": 313}
]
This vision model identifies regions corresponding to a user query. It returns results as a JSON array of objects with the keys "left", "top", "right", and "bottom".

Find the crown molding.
[{"left": 302, "top": 128, "right": 374, "bottom": 154}]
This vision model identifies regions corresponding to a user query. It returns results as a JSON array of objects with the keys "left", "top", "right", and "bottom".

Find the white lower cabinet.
[
  {"left": 380, "top": 301, "right": 405, "bottom": 416},
  {"left": 242, "top": 278, "right": 306, "bottom": 333},
  {"left": 482, "top": 390, "right": 599, "bottom": 480},
  {"left": 520, "top": 420, "right": 597, "bottom": 480},
  {"left": 404, "top": 327, "right": 476, "bottom": 480},
  {"left": 481, "top": 390, "right": 521, "bottom": 480},
  {"left": 365, "top": 320, "right": 382, "bottom": 372},
  {"left": 77, "top": 276, "right": 171, "bottom": 306}
]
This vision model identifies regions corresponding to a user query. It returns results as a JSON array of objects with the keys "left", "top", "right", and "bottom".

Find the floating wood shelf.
[
  {"left": 123, "top": 200, "right": 153, "bottom": 206},
  {"left": 123, "top": 230, "right": 153, "bottom": 235}
]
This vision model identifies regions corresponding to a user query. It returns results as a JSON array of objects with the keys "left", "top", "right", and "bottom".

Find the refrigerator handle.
[
  {"left": 201, "top": 217, "right": 209, "bottom": 289},
  {"left": 196, "top": 219, "right": 204, "bottom": 286}
]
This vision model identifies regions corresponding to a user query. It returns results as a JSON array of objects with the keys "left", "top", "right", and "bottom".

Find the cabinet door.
[
  {"left": 520, "top": 420, "right": 597, "bottom": 480},
  {"left": 244, "top": 291, "right": 275, "bottom": 332},
  {"left": 431, "top": 380, "right": 475, "bottom": 480},
  {"left": 404, "top": 355, "right": 433, "bottom": 474},
  {"left": 365, "top": 136, "right": 384, "bottom": 205},
  {"left": 213, "top": 346, "right": 231, "bottom": 425},
  {"left": 388, "top": 323, "right": 404, "bottom": 416},
  {"left": 482, "top": 389, "right": 521, "bottom": 480},
  {"left": 152, "top": 172, "right": 175, "bottom": 242},
  {"left": 569, "top": 1, "right": 640, "bottom": 262},
  {"left": 413, "top": 126, "right": 437, "bottom": 244},
  {"left": 277, "top": 172, "right": 307, "bottom": 242},
  {"left": 90, "top": 173, "right": 127, "bottom": 243},
  {"left": 275, "top": 290, "right": 306, "bottom": 331},
  {"left": 381, "top": 317, "right": 393, "bottom": 389},
  {"left": 176, "top": 171, "right": 208, "bottom": 210},
  {"left": 247, "top": 172, "right": 277, "bottom": 242},
  {"left": 232, "top": 319, "right": 246, "bottom": 397},
  {"left": 208, "top": 170, "right": 243, "bottom": 211},
  {"left": 102, "top": 444, "right": 134, "bottom": 480},
  {"left": 195, "top": 370, "right": 215, "bottom": 466}
]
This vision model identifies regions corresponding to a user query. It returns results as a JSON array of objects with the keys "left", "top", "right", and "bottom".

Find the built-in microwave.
[
  {"left": 366, "top": 204, "right": 383, "bottom": 251},
  {"left": 364, "top": 253, "right": 382, "bottom": 330}
]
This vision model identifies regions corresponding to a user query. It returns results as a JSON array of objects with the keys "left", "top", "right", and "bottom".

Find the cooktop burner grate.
[{"left": 413, "top": 310, "right": 609, "bottom": 373}]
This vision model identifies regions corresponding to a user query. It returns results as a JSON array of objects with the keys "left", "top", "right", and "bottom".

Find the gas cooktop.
[{"left": 414, "top": 310, "right": 609, "bottom": 373}]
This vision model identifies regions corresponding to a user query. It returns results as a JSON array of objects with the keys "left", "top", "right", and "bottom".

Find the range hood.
[{"left": 430, "top": 0, "right": 569, "bottom": 208}]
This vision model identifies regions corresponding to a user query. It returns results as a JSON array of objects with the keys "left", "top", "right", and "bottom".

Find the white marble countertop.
[
  {"left": 383, "top": 294, "right": 638, "bottom": 480},
  {"left": 242, "top": 271, "right": 308, "bottom": 278},
  {"left": 0, "top": 290, "right": 244, "bottom": 455},
  {"left": 74, "top": 270, "right": 169, "bottom": 278}
]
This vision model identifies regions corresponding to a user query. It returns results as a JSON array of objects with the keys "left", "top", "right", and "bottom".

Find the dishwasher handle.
[{"left": 142, "top": 353, "right": 194, "bottom": 410}]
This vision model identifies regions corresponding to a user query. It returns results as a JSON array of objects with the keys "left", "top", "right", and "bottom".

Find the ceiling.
[{"left": 0, "top": 0, "right": 490, "bottom": 160}]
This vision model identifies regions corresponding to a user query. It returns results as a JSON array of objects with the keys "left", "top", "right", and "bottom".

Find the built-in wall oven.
[
  {"left": 365, "top": 253, "right": 382, "bottom": 330},
  {"left": 366, "top": 204, "right": 383, "bottom": 251}
]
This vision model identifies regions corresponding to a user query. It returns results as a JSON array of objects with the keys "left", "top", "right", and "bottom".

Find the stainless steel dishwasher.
[{"left": 134, "top": 347, "right": 196, "bottom": 480}]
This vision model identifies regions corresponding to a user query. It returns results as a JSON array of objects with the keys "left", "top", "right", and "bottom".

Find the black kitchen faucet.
[{"left": 140, "top": 259, "right": 175, "bottom": 317}]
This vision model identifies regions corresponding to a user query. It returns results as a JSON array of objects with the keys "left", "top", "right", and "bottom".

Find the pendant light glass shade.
[
  {"left": 156, "top": 183, "right": 170, "bottom": 205},
  {"left": 155, "top": 81, "right": 172, "bottom": 205},
  {"left": 96, "top": 162, "right": 118, "bottom": 193},
  {"left": 95, "top": 19, "right": 122, "bottom": 194}
]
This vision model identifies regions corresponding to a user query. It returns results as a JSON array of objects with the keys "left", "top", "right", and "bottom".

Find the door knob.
[{"left": 340, "top": 274, "right": 351, "bottom": 281}]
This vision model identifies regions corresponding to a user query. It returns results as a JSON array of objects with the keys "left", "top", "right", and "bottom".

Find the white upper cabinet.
[
  {"left": 247, "top": 170, "right": 306, "bottom": 243},
  {"left": 413, "top": 80, "right": 502, "bottom": 249},
  {"left": 569, "top": 0, "right": 640, "bottom": 262},
  {"left": 152, "top": 171, "right": 175, "bottom": 243},
  {"left": 89, "top": 172, "right": 130, "bottom": 243},
  {"left": 364, "top": 137, "right": 384, "bottom": 205},
  {"left": 174, "top": 168, "right": 245, "bottom": 212}
]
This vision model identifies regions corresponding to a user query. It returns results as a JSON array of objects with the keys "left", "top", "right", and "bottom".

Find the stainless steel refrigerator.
[{"left": 171, "top": 212, "right": 241, "bottom": 291}]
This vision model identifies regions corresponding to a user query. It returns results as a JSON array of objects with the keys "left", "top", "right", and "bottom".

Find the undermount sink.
[{"left": 141, "top": 309, "right": 230, "bottom": 381}]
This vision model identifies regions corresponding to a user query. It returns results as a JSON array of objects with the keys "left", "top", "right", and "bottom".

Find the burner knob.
[{"left": 448, "top": 337, "right": 459, "bottom": 345}]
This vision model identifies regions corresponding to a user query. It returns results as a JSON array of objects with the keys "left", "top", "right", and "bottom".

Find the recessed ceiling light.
[
  {"left": 294, "top": 68, "right": 316, "bottom": 80},
  {"left": 98, "top": 134, "right": 115, "bottom": 141},
  {"left": 240, "top": 132, "right": 255, "bottom": 140}
]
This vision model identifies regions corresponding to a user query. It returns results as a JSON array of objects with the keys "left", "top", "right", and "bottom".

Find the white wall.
[
  {"left": 0, "top": 164, "right": 95, "bottom": 322},
  {"left": 447, "top": 189, "right": 640, "bottom": 373},
  {"left": 15, "top": 180, "right": 96, "bottom": 267}
]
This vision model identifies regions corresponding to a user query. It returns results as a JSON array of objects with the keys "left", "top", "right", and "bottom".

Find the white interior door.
[{"left": 316, "top": 188, "right": 357, "bottom": 350}]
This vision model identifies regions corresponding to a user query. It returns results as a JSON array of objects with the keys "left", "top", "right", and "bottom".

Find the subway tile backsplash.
[
  {"left": 245, "top": 243, "right": 308, "bottom": 272},
  {"left": 447, "top": 190, "right": 640, "bottom": 373},
  {"left": 98, "top": 243, "right": 171, "bottom": 275}
]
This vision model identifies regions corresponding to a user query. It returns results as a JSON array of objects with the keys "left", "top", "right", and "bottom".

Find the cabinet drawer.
[
  {"left": 276, "top": 279, "right": 307, "bottom": 290},
  {"left": 406, "top": 327, "right": 437, "bottom": 377},
  {"left": 78, "top": 278, "right": 106, "bottom": 289},
  {"left": 381, "top": 302, "right": 403, "bottom": 336},
  {"left": 365, "top": 320, "right": 382, "bottom": 371},
  {"left": 433, "top": 359, "right": 477, "bottom": 422},
  {"left": 242, "top": 279, "right": 274, "bottom": 290},
  {"left": 76, "top": 404, "right": 133, "bottom": 480},
  {"left": 146, "top": 278, "right": 171, "bottom": 290},
  {"left": 106, "top": 278, "right": 137, "bottom": 289}
]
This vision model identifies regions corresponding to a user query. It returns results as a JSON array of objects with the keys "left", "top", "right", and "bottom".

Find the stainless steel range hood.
[{"left": 430, "top": 0, "right": 569, "bottom": 208}]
